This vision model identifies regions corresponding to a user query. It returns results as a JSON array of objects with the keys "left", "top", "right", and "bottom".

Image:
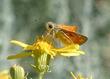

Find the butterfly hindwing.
[{"left": 56, "top": 29, "right": 87, "bottom": 45}]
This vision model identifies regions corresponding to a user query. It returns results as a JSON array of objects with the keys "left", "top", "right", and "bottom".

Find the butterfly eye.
[
  {"left": 46, "top": 22, "right": 55, "bottom": 30},
  {"left": 48, "top": 24, "right": 53, "bottom": 29}
]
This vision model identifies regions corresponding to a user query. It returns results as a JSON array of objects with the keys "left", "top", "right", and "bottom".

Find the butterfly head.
[{"left": 46, "top": 22, "right": 55, "bottom": 31}]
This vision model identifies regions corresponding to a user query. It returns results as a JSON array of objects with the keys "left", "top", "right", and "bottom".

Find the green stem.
[{"left": 38, "top": 72, "right": 44, "bottom": 79}]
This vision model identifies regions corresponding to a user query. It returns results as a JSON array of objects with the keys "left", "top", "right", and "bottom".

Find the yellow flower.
[
  {"left": 7, "top": 36, "right": 85, "bottom": 59},
  {"left": 70, "top": 72, "right": 92, "bottom": 79},
  {"left": 0, "top": 70, "right": 10, "bottom": 79}
]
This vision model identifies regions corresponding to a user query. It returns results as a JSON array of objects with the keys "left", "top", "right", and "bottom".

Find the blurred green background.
[{"left": 0, "top": 0, "right": 110, "bottom": 79}]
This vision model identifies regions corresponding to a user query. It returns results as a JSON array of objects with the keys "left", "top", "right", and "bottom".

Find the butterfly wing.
[
  {"left": 55, "top": 30, "right": 73, "bottom": 45},
  {"left": 57, "top": 24, "right": 78, "bottom": 32},
  {"left": 55, "top": 29, "right": 88, "bottom": 45}
]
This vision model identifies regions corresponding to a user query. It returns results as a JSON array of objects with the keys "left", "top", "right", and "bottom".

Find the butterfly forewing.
[{"left": 58, "top": 24, "right": 78, "bottom": 32}]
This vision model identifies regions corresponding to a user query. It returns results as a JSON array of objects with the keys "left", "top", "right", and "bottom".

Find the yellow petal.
[
  {"left": 60, "top": 51, "right": 85, "bottom": 56},
  {"left": 76, "top": 51, "right": 85, "bottom": 55},
  {"left": 60, "top": 52, "right": 80, "bottom": 56},
  {"left": 89, "top": 76, "right": 93, "bottom": 79},
  {"left": 70, "top": 72, "right": 77, "bottom": 79},
  {"left": 7, "top": 52, "right": 32, "bottom": 59},
  {"left": 48, "top": 51, "right": 56, "bottom": 56},
  {"left": 0, "top": 70, "right": 9, "bottom": 79},
  {"left": 11, "top": 40, "right": 29, "bottom": 48},
  {"left": 52, "top": 44, "right": 77, "bottom": 53},
  {"left": 52, "top": 44, "right": 85, "bottom": 56}
]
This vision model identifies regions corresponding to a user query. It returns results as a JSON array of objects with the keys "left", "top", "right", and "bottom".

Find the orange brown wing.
[
  {"left": 56, "top": 29, "right": 88, "bottom": 45},
  {"left": 57, "top": 24, "right": 78, "bottom": 32}
]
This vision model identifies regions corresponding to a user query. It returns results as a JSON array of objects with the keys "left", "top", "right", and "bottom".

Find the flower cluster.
[
  {"left": 7, "top": 35, "right": 86, "bottom": 78},
  {"left": 7, "top": 36, "right": 85, "bottom": 59}
]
